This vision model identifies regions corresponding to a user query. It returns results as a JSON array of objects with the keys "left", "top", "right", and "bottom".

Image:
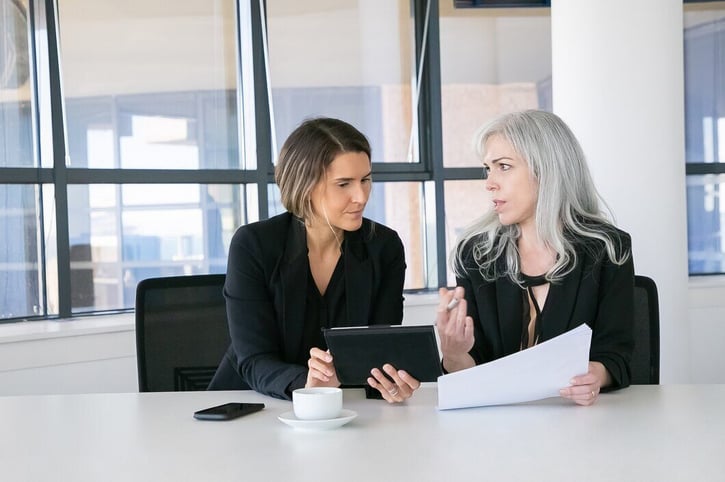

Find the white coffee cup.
[{"left": 292, "top": 387, "right": 343, "bottom": 420}]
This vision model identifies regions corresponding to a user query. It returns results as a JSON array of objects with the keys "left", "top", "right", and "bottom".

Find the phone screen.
[{"left": 193, "top": 402, "right": 265, "bottom": 421}]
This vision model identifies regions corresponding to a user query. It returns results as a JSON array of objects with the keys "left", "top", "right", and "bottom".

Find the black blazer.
[
  {"left": 458, "top": 230, "right": 634, "bottom": 389},
  {"left": 209, "top": 212, "right": 406, "bottom": 399}
]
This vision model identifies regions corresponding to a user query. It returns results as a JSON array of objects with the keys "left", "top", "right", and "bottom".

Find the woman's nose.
[
  {"left": 352, "top": 183, "right": 368, "bottom": 203},
  {"left": 485, "top": 177, "right": 497, "bottom": 192}
]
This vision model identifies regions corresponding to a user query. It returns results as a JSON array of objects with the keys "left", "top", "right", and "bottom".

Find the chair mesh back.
[
  {"left": 631, "top": 276, "right": 660, "bottom": 384},
  {"left": 136, "top": 275, "right": 230, "bottom": 392}
]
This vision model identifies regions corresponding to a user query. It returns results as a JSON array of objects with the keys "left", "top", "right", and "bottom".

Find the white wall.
[
  {"left": 0, "top": 316, "right": 138, "bottom": 395},
  {"left": 687, "top": 278, "right": 725, "bottom": 383}
]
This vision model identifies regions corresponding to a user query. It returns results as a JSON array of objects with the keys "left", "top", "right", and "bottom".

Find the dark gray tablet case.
[{"left": 323, "top": 325, "right": 442, "bottom": 385}]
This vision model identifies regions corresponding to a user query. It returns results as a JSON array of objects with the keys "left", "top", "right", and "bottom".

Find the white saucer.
[{"left": 278, "top": 409, "right": 357, "bottom": 430}]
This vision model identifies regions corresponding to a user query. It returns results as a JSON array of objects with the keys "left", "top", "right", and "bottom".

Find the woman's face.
[
  {"left": 309, "top": 151, "right": 372, "bottom": 232},
  {"left": 482, "top": 135, "right": 538, "bottom": 229}
]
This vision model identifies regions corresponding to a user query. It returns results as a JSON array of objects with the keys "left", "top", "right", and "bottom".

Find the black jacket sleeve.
[{"left": 223, "top": 223, "right": 307, "bottom": 399}]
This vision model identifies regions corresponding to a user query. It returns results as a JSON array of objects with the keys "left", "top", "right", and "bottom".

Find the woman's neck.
[
  {"left": 305, "top": 219, "right": 343, "bottom": 256},
  {"left": 305, "top": 219, "right": 343, "bottom": 296},
  {"left": 517, "top": 225, "right": 556, "bottom": 276}
]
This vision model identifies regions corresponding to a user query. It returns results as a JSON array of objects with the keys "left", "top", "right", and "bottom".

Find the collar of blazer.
[{"left": 341, "top": 223, "right": 373, "bottom": 326}]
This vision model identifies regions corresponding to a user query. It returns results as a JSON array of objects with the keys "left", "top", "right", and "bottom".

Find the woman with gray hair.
[
  {"left": 210, "top": 117, "right": 419, "bottom": 402},
  {"left": 437, "top": 110, "right": 634, "bottom": 406}
]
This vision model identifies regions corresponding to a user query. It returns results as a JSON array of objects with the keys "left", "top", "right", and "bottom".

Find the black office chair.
[
  {"left": 631, "top": 275, "right": 660, "bottom": 385},
  {"left": 135, "top": 274, "right": 230, "bottom": 392}
]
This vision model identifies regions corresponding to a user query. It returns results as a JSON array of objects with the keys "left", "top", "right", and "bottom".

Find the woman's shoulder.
[
  {"left": 576, "top": 219, "right": 630, "bottom": 243},
  {"left": 349, "top": 219, "right": 404, "bottom": 258},
  {"left": 361, "top": 217, "right": 399, "bottom": 239},
  {"left": 609, "top": 226, "right": 631, "bottom": 249},
  {"left": 231, "top": 212, "right": 297, "bottom": 247},
  {"left": 454, "top": 232, "right": 497, "bottom": 276},
  {"left": 234, "top": 212, "right": 293, "bottom": 234},
  {"left": 570, "top": 220, "right": 631, "bottom": 259}
]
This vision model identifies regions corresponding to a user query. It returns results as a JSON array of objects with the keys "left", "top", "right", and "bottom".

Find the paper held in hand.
[{"left": 437, "top": 323, "right": 592, "bottom": 410}]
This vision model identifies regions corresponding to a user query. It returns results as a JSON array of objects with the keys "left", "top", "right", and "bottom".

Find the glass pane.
[
  {"left": 42, "top": 184, "right": 59, "bottom": 316},
  {"left": 366, "top": 182, "right": 426, "bottom": 290},
  {"left": 0, "top": 184, "right": 43, "bottom": 320},
  {"left": 266, "top": 0, "right": 414, "bottom": 163},
  {"left": 444, "top": 179, "right": 489, "bottom": 286},
  {"left": 439, "top": 3, "right": 551, "bottom": 167},
  {"left": 268, "top": 183, "right": 284, "bottom": 217},
  {"left": 0, "top": 0, "right": 34, "bottom": 168},
  {"left": 67, "top": 183, "right": 246, "bottom": 313},
  {"left": 58, "top": 0, "right": 240, "bottom": 169},
  {"left": 687, "top": 175, "right": 725, "bottom": 274},
  {"left": 684, "top": 2, "right": 725, "bottom": 164}
]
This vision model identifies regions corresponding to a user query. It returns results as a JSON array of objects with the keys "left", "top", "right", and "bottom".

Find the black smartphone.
[{"left": 193, "top": 402, "right": 265, "bottom": 421}]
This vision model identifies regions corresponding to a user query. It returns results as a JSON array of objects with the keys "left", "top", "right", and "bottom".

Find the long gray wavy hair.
[{"left": 452, "top": 110, "right": 630, "bottom": 283}]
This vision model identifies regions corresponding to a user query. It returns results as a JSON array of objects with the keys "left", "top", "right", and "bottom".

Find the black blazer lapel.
[
  {"left": 278, "top": 218, "right": 308, "bottom": 361},
  {"left": 495, "top": 275, "right": 524, "bottom": 354},
  {"left": 342, "top": 228, "right": 372, "bottom": 326},
  {"left": 542, "top": 259, "right": 584, "bottom": 339}
]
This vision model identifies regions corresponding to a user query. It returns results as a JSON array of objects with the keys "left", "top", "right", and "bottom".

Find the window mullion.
[{"left": 43, "top": 0, "right": 72, "bottom": 318}]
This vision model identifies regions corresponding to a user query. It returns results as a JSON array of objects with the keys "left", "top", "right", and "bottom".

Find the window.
[
  {"left": 0, "top": 0, "right": 553, "bottom": 321},
  {"left": 56, "top": 0, "right": 246, "bottom": 314},
  {"left": 1, "top": 0, "right": 43, "bottom": 319},
  {"left": 1, "top": 0, "right": 248, "bottom": 320},
  {"left": 266, "top": 0, "right": 415, "bottom": 164},
  {"left": 684, "top": 1, "right": 725, "bottom": 274}
]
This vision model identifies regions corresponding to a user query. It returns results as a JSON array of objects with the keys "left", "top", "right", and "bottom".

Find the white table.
[{"left": 1, "top": 385, "right": 723, "bottom": 481}]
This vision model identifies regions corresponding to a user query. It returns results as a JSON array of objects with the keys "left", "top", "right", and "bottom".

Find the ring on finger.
[
  {"left": 591, "top": 390, "right": 596, "bottom": 399},
  {"left": 389, "top": 387, "right": 400, "bottom": 397}
]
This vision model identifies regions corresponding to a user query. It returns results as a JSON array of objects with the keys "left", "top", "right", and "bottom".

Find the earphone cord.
[{"left": 322, "top": 203, "right": 342, "bottom": 252}]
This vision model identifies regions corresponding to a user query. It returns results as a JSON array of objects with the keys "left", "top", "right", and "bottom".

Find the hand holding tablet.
[{"left": 323, "top": 325, "right": 442, "bottom": 386}]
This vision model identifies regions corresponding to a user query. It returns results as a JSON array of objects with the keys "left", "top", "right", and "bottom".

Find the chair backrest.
[
  {"left": 135, "top": 274, "right": 230, "bottom": 392},
  {"left": 631, "top": 275, "right": 660, "bottom": 384}
]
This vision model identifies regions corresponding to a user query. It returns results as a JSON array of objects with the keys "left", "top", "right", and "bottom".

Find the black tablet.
[{"left": 323, "top": 325, "right": 442, "bottom": 385}]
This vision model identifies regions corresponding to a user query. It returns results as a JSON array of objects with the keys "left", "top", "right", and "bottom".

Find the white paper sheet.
[{"left": 437, "top": 324, "right": 592, "bottom": 410}]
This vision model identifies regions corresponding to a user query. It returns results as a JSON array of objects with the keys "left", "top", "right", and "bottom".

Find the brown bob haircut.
[{"left": 274, "top": 117, "right": 371, "bottom": 221}]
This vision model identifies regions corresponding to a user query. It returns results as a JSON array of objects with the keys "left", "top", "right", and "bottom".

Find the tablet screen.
[{"left": 323, "top": 325, "right": 442, "bottom": 385}]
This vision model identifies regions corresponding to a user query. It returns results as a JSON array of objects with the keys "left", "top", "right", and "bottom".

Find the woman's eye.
[
  {"left": 338, "top": 182, "right": 349, "bottom": 188},
  {"left": 362, "top": 178, "right": 372, "bottom": 184},
  {"left": 500, "top": 164, "right": 511, "bottom": 171}
]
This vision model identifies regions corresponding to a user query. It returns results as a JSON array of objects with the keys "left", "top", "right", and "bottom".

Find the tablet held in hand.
[{"left": 323, "top": 325, "right": 442, "bottom": 385}]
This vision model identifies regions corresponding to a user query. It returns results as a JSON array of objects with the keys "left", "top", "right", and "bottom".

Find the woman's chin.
[{"left": 340, "top": 219, "right": 364, "bottom": 232}]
